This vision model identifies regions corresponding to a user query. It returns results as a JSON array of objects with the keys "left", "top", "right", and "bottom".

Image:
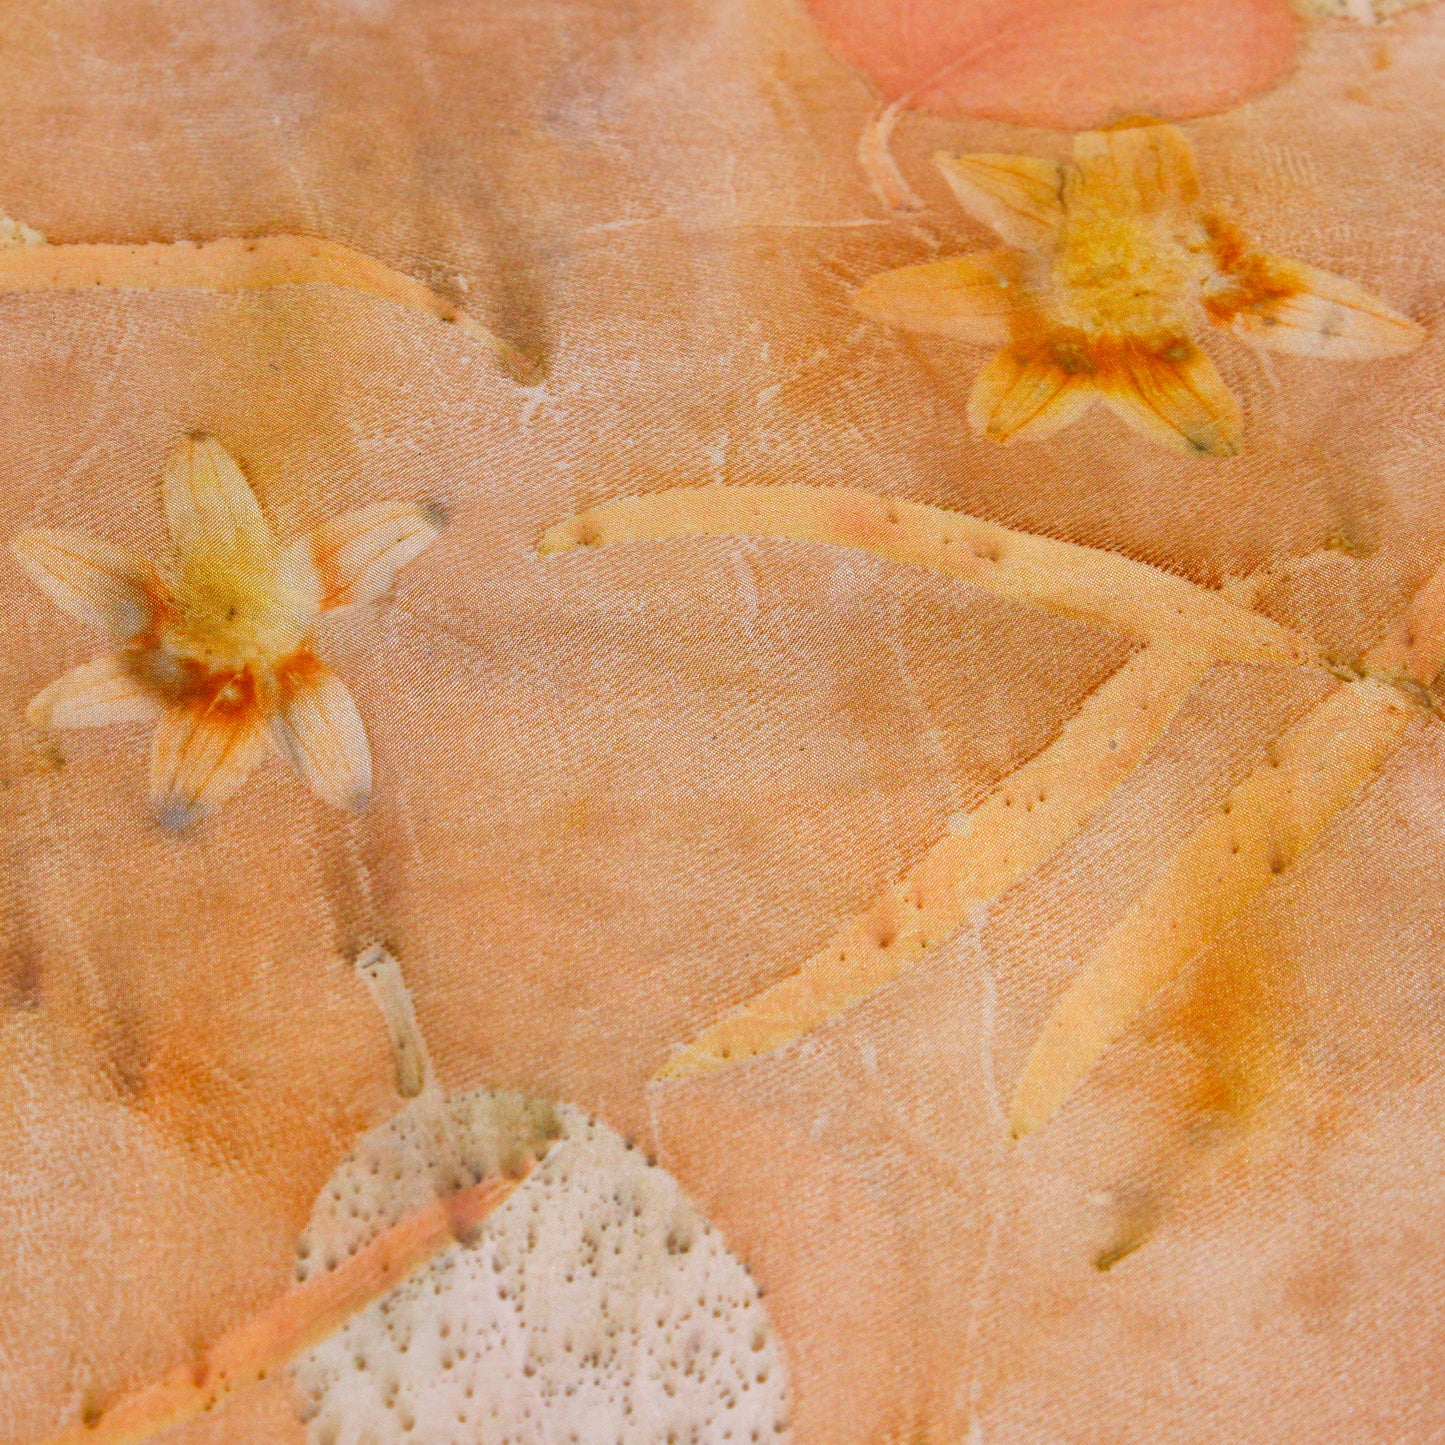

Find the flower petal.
[
  {"left": 26, "top": 654, "right": 160, "bottom": 730},
  {"left": 933, "top": 153, "right": 1064, "bottom": 249},
  {"left": 1097, "top": 339, "right": 1242, "bottom": 456},
  {"left": 286, "top": 501, "right": 445, "bottom": 613},
  {"left": 150, "top": 690, "right": 272, "bottom": 833},
  {"left": 967, "top": 345, "right": 1097, "bottom": 442},
  {"left": 802, "top": 0, "right": 1299, "bottom": 130},
  {"left": 853, "top": 249, "right": 1020, "bottom": 345},
  {"left": 1220, "top": 255, "right": 1425, "bottom": 360},
  {"left": 1070, "top": 123, "right": 1200, "bottom": 214},
  {"left": 162, "top": 433, "right": 273, "bottom": 560},
  {"left": 11, "top": 528, "right": 156, "bottom": 638},
  {"left": 271, "top": 655, "right": 372, "bottom": 810}
]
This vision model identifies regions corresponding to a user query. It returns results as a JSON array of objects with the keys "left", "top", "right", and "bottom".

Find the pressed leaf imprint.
[
  {"left": 29, "top": 1174, "right": 532, "bottom": 1445},
  {"left": 854, "top": 121, "right": 1424, "bottom": 454},
  {"left": 25, "top": 947, "right": 790, "bottom": 1445},
  {"left": 1009, "top": 678, "right": 1414, "bottom": 1137},
  {"left": 539, "top": 484, "right": 1318, "bottom": 665},
  {"left": 0, "top": 230, "right": 542, "bottom": 383},
  {"left": 543, "top": 484, "right": 1442, "bottom": 1137},
  {"left": 28, "top": 950, "right": 549, "bottom": 1445},
  {"left": 13, "top": 435, "right": 443, "bottom": 832},
  {"left": 290, "top": 951, "right": 791, "bottom": 1445},
  {"left": 1009, "top": 578, "right": 1443, "bottom": 1138}
]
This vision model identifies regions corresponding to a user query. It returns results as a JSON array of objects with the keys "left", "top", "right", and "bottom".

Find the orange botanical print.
[
  {"left": 13, "top": 435, "right": 443, "bottom": 833},
  {"left": 0, "top": 224, "right": 543, "bottom": 384},
  {"left": 854, "top": 121, "right": 1426, "bottom": 455},
  {"left": 541, "top": 483, "right": 1444, "bottom": 1147}
]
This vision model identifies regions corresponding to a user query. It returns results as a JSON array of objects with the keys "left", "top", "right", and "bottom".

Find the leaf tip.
[
  {"left": 536, "top": 517, "right": 595, "bottom": 556},
  {"left": 849, "top": 273, "right": 888, "bottom": 319},
  {"left": 507, "top": 350, "right": 550, "bottom": 388},
  {"left": 652, "top": 1043, "right": 731, "bottom": 1083},
  {"left": 1006, "top": 1109, "right": 1038, "bottom": 1143},
  {"left": 418, "top": 499, "right": 450, "bottom": 533}
]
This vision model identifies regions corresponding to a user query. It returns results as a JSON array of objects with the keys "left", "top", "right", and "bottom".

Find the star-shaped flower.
[
  {"left": 854, "top": 121, "right": 1425, "bottom": 456},
  {"left": 13, "top": 434, "right": 442, "bottom": 832}
]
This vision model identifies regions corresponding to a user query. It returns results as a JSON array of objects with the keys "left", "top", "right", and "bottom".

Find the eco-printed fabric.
[{"left": 1, "top": 3, "right": 1444, "bottom": 1444}]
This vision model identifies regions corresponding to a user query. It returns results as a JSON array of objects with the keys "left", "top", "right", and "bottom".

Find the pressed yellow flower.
[
  {"left": 13, "top": 434, "right": 443, "bottom": 832},
  {"left": 854, "top": 121, "right": 1426, "bottom": 456}
]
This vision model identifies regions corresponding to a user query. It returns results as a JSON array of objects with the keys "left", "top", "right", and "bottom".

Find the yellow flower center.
[
  {"left": 1045, "top": 202, "right": 1210, "bottom": 340},
  {"left": 163, "top": 544, "right": 312, "bottom": 673}
]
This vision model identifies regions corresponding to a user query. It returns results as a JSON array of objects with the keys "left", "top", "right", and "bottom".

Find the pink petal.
[{"left": 803, "top": 0, "right": 1299, "bottom": 129}]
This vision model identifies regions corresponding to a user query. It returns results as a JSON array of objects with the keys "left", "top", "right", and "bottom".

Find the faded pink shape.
[{"left": 805, "top": 0, "right": 1300, "bottom": 128}]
